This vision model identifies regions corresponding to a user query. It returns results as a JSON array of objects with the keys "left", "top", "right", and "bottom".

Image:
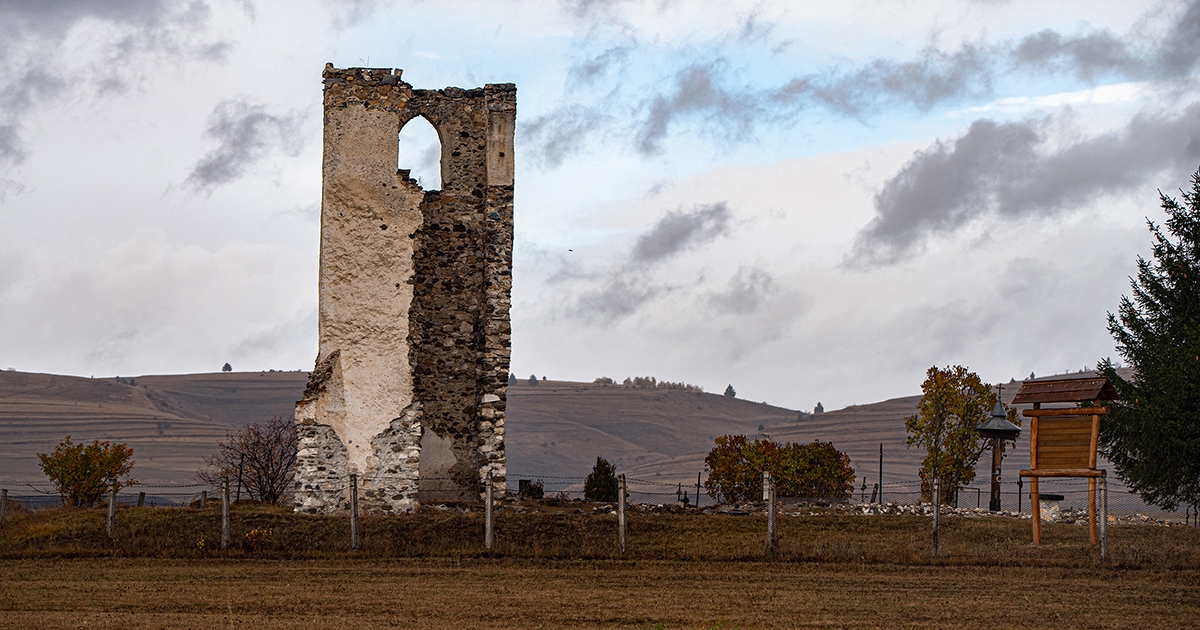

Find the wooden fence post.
[
  {"left": 106, "top": 486, "right": 117, "bottom": 540},
  {"left": 932, "top": 478, "right": 940, "bottom": 557},
  {"left": 199, "top": 490, "right": 207, "bottom": 509},
  {"left": 350, "top": 473, "right": 360, "bottom": 551},
  {"left": 484, "top": 472, "right": 494, "bottom": 550},
  {"left": 221, "top": 476, "right": 231, "bottom": 550},
  {"left": 0, "top": 488, "right": 7, "bottom": 524},
  {"left": 1099, "top": 476, "right": 1108, "bottom": 561},
  {"left": 766, "top": 472, "right": 777, "bottom": 556},
  {"left": 618, "top": 474, "right": 627, "bottom": 554},
  {"left": 137, "top": 491, "right": 145, "bottom": 508}
]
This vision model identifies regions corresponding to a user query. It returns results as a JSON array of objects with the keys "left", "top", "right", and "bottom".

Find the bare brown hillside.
[
  {"left": 503, "top": 380, "right": 799, "bottom": 479},
  {"left": 0, "top": 370, "right": 308, "bottom": 484},
  {"left": 0, "top": 369, "right": 1140, "bottom": 505}
]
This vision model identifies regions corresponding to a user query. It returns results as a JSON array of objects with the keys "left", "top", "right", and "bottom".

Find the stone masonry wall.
[{"left": 293, "top": 65, "right": 512, "bottom": 513}]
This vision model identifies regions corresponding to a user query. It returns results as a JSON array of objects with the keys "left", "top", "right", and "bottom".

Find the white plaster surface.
[{"left": 318, "top": 104, "right": 423, "bottom": 475}]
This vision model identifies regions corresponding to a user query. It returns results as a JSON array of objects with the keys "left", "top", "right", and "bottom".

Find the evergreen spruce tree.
[
  {"left": 584, "top": 456, "right": 619, "bottom": 502},
  {"left": 1098, "top": 170, "right": 1200, "bottom": 512}
]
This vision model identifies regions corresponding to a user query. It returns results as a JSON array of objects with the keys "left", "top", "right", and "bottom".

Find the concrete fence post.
[
  {"left": 618, "top": 474, "right": 627, "bottom": 554},
  {"left": 221, "top": 476, "right": 231, "bottom": 550},
  {"left": 106, "top": 486, "right": 117, "bottom": 540},
  {"left": 0, "top": 488, "right": 7, "bottom": 524},
  {"left": 484, "top": 472, "right": 495, "bottom": 550},
  {"left": 199, "top": 490, "right": 207, "bottom": 509},
  {"left": 932, "top": 478, "right": 941, "bottom": 557},
  {"left": 350, "top": 473, "right": 360, "bottom": 551},
  {"left": 766, "top": 472, "right": 777, "bottom": 556},
  {"left": 1099, "top": 476, "right": 1108, "bottom": 561}
]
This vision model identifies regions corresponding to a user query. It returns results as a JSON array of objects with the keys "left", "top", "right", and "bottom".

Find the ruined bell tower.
[{"left": 293, "top": 65, "right": 513, "bottom": 513}]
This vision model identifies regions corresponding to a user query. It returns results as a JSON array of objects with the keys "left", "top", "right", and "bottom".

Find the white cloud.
[{"left": 0, "top": 230, "right": 316, "bottom": 376}]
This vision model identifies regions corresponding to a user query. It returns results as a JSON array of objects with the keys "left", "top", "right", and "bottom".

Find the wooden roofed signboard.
[
  {"left": 1014, "top": 376, "right": 1119, "bottom": 549},
  {"left": 1011, "top": 377, "right": 1119, "bottom": 405}
]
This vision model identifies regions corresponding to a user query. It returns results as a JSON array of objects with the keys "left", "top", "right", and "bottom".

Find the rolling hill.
[{"left": 0, "top": 369, "right": 1142, "bottom": 509}]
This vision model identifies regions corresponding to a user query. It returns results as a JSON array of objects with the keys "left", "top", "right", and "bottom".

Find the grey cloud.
[
  {"left": 565, "top": 201, "right": 734, "bottom": 324},
  {"left": 631, "top": 202, "right": 731, "bottom": 263},
  {"left": 0, "top": 70, "right": 68, "bottom": 120},
  {"left": 569, "top": 46, "right": 632, "bottom": 85},
  {"left": 325, "top": 0, "right": 379, "bottom": 28},
  {"left": 186, "top": 99, "right": 306, "bottom": 192},
  {"left": 558, "top": 0, "right": 638, "bottom": 29},
  {"left": 733, "top": 6, "right": 777, "bottom": 44},
  {"left": 0, "top": 125, "right": 23, "bottom": 165},
  {"left": 232, "top": 307, "right": 317, "bottom": 359},
  {"left": 1013, "top": 29, "right": 1143, "bottom": 81},
  {"left": 0, "top": 0, "right": 222, "bottom": 172},
  {"left": 636, "top": 62, "right": 762, "bottom": 155},
  {"left": 560, "top": 2, "right": 1200, "bottom": 161},
  {"left": 707, "top": 266, "right": 776, "bottom": 315},
  {"left": 635, "top": 43, "right": 994, "bottom": 154},
  {"left": 1155, "top": 0, "right": 1200, "bottom": 77},
  {"left": 849, "top": 103, "right": 1200, "bottom": 265},
  {"left": 519, "top": 105, "right": 608, "bottom": 168},
  {"left": 573, "top": 275, "right": 669, "bottom": 323}
]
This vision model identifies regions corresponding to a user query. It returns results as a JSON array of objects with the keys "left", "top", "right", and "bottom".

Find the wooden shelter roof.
[{"left": 1011, "top": 377, "right": 1119, "bottom": 405}]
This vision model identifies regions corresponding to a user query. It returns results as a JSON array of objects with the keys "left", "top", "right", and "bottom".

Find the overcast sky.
[{"left": 1, "top": 0, "right": 1197, "bottom": 411}]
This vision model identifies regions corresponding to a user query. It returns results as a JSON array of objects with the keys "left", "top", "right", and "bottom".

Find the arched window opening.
[{"left": 398, "top": 116, "right": 441, "bottom": 190}]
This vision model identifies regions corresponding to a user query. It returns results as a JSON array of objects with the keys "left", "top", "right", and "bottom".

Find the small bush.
[
  {"left": 37, "top": 436, "right": 136, "bottom": 508},
  {"left": 584, "top": 457, "right": 619, "bottom": 502},
  {"left": 518, "top": 480, "right": 545, "bottom": 500}
]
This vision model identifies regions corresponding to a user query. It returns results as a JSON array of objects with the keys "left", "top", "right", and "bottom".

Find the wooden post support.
[
  {"left": 878, "top": 443, "right": 884, "bottom": 505},
  {"left": 1099, "top": 476, "right": 1108, "bottom": 561},
  {"left": 350, "top": 473, "right": 360, "bottom": 551},
  {"left": 235, "top": 453, "right": 244, "bottom": 505},
  {"left": 106, "top": 486, "right": 117, "bottom": 540},
  {"left": 484, "top": 472, "right": 495, "bottom": 550},
  {"left": 1031, "top": 476, "right": 1042, "bottom": 545},
  {"left": 932, "top": 478, "right": 940, "bottom": 557},
  {"left": 221, "top": 476, "right": 231, "bottom": 550},
  {"left": 137, "top": 491, "right": 145, "bottom": 508},
  {"left": 766, "top": 472, "right": 777, "bottom": 556},
  {"left": 0, "top": 488, "right": 7, "bottom": 524},
  {"left": 695, "top": 471, "right": 701, "bottom": 507},
  {"left": 1088, "top": 476, "right": 1099, "bottom": 545},
  {"left": 199, "top": 490, "right": 207, "bottom": 509},
  {"left": 618, "top": 474, "right": 627, "bottom": 554}
]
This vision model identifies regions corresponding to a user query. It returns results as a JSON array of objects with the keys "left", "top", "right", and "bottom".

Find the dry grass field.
[
  {"left": 2, "top": 557, "right": 1197, "bottom": 629},
  {"left": 1, "top": 504, "right": 1199, "bottom": 628}
]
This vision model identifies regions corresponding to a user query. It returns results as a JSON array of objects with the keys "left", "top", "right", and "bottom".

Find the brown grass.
[
  {"left": 2, "top": 503, "right": 1199, "bottom": 570},
  {"left": 1, "top": 557, "right": 1197, "bottom": 629},
  {"left": 2, "top": 507, "right": 1198, "bottom": 628}
]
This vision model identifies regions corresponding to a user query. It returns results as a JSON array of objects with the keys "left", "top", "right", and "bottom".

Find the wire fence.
[
  {"left": 2, "top": 473, "right": 1197, "bottom": 566},
  {"left": 2, "top": 475, "right": 1194, "bottom": 522}
]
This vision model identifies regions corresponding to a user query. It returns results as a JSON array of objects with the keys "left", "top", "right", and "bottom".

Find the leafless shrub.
[{"left": 198, "top": 416, "right": 297, "bottom": 504}]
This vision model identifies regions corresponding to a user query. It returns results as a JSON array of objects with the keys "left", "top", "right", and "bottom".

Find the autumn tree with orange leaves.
[
  {"left": 38, "top": 436, "right": 137, "bottom": 508},
  {"left": 704, "top": 435, "right": 855, "bottom": 503}
]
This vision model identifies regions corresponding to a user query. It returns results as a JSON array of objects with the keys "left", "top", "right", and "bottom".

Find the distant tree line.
[{"left": 591, "top": 375, "right": 704, "bottom": 392}]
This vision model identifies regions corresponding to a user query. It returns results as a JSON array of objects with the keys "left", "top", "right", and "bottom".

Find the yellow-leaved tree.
[{"left": 904, "top": 365, "right": 1018, "bottom": 504}]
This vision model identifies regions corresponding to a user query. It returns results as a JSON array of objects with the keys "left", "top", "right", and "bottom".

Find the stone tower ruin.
[{"left": 293, "top": 65, "right": 513, "bottom": 513}]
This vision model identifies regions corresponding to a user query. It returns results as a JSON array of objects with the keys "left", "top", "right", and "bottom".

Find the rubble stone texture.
[{"left": 294, "top": 65, "right": 513, "bottom": 513}]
